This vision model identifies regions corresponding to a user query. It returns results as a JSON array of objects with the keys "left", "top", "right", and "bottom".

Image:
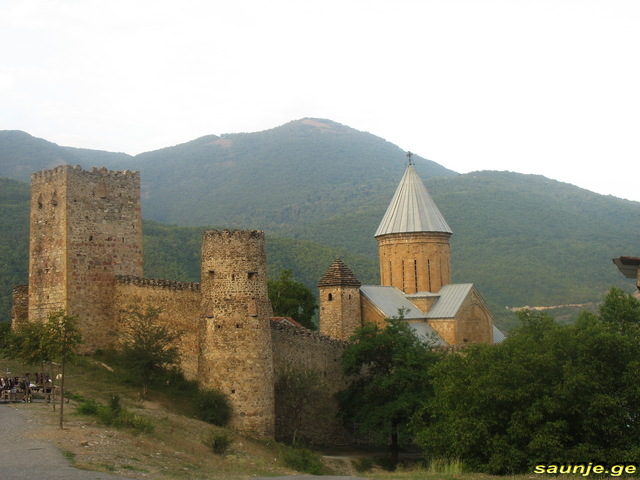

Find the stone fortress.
[{"left": 12, "top": 157, "right": 500, "bottom": 441}]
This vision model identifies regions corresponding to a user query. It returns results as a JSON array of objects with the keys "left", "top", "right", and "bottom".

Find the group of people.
[{"left": 1, "top": 372, "right": 52, "bottom": 402}]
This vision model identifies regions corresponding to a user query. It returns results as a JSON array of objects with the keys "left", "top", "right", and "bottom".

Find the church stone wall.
[
  {"left": 377, "top": 232, "right": 451, "bottom": 294},
  {"left": 113, "top": 276, "right": 202, "bottom": 380},
  {"left": 426, "top": 319, "right": 457, "bottom": 345},
  {"left": 456, "top": 290, "right": 493, "bottom": 344}
]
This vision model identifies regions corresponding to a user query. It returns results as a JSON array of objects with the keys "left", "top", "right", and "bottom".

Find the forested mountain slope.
[{"left": 1, "top": 119, "right": 639, "bottom": 330}]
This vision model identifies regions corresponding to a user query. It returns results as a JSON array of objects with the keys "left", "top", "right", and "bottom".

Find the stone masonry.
[{"left": 12, "top": 165, "right": 358, "bottom": 442}]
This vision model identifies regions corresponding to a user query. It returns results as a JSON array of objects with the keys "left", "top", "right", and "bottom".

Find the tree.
[
  {"left": 416, "top": 289, "right": 640, "bottom": 474},
  {"left": 336, "top": 312, "right": 440, "bottom": 465},
  {"left": 119, "top": 305, "right": 182, "bottom": 399},
  {"left": 5, "top": 320, "right": 51, "bottom": 366},
  {"left": 42, "top": 311, "right": 83, "bottom": 429},
  {"left": 275, "top": 363, "right": 330, "bottom": 445},
  {"left": 268, "top": 270, "right": 318, "bottom": 330}
]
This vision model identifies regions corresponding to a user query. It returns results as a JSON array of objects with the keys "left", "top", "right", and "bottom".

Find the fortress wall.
[
  {"left": 114, "top": 276, "right": 202, "bottom": 380},
  {"left": 270, "top": 321, "right": 352, "bottom": 445}
]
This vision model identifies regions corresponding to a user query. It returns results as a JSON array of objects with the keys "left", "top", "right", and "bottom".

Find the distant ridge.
[{"left": 1, "top": 119, "right": 640, "bottom": 330}]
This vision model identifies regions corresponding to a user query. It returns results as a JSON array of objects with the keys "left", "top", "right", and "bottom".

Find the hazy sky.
[{"left": 1, "top": 0, "right": 639, "bottom": 201}]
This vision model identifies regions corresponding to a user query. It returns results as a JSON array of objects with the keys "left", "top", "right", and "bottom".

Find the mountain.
[
  {"left": 1, "top": 119, "right": 639, "bottom": 330},
  {"left": 0, "top": 130, "right": 132, "bottom": 180}
]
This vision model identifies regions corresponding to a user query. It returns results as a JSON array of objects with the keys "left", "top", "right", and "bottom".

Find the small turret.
[{"left": 318, "top": 259, "right": 362, "bottom": 340}]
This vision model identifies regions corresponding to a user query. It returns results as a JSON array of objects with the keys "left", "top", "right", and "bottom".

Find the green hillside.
[
  {"left": 1, "top": 119, "right": 639, "bottom": 331},
  {"left": 0, "top": 179, "right": 378, "bottom": 324}
]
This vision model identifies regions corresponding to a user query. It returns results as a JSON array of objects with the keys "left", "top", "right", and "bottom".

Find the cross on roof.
[{"left": 406, "top": 151, "right": 413, "bottom": 165}]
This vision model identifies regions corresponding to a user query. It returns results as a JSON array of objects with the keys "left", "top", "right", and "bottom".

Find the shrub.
[
  {"left": 203, "top": 430, "right": 233, "bottom": 455},
  {"left": 196, "top": 389, "right": 232, "bottom": 426},
  {"left": 352, "top": 457, "right": 374, "bottom": 473},
  {"left": 76, "top": 397, "right": 154, "bottom": 433},
  {"left": 76, "top": 398, "right": 100, "bottom": 415},
  {"left": 282, "top": 447, "right": 323, "bottom": 475}
]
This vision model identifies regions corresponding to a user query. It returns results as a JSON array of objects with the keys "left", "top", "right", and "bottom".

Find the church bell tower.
[{"left": 375, "top": 153, "right": 452, "bottom": 294}]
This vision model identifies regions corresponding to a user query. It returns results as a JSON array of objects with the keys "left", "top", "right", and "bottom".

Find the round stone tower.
[
  {"left": 198, "top": 229, "right": 275, "bottom": 438},
  {"left": 375, "top": 160, "right": 452, "bottom": 294}
]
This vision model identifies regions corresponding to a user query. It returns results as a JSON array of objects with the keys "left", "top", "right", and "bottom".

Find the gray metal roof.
[
  {"left": 360, "top": 285, "right": 426, "bottom": 320},
  {"left": 360, "top": 285, "right": 446, "bottom": 345},
  {"left": 425, "top": 283, "right": 474, "bottom": 319},
  {"left": 375, "top": 165, "right": 452, "bottom": 237},
  {"left": 407, "top": 321, "right": 447, "bottom": 346},
  {"left": 493, "top": 325, "right": 506, "bottom": 343}
]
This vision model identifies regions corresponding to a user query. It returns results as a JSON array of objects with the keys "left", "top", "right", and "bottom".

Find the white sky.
[{"left": 1, "top": 0, "right": 639, "bottom": 201}]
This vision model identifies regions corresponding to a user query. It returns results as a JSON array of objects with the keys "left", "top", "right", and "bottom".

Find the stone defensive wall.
[
  {"left": 270, "top": 321, "right": 352, "bottom": 445},
  {"left": 113, "top": 275, "right": 202, "bottom": 380}
]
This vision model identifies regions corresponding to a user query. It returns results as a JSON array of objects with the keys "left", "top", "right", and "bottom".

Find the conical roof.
[
  {"left": 318, "top": 258, "right": 361, "bottom": 287},
  {"left": 375, "top": 164, "right": 452, "bottom": 237}
]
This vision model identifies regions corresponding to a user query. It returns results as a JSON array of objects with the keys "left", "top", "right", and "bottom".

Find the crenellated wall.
[
  {"left": 17, "top": 166, "right": 360, "bottom": 442},
  {"left": 113, "top": 276, "right": 202, "bottom": 380}
]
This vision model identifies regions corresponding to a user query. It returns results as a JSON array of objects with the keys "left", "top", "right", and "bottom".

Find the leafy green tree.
[
  {"left": 43, "top": 311, "right": 83, "bottom": 429},
  {"left": 119, "top": 305, "right": 182, "bottom": 399},
  {"left": 416, "top": 289, "right": 640, "bottom": 474},
  {"left": 336, "top": 312, "right": 440, "bottom": 465},
  {"left": 275, "top": 364, "right": 330, "bottom": 445},
  {"left": 5, "top": 320, "right": 51, "bottom": 366},
  {"left": 598, "top": 285, "right": 640, "bottom": 329},
  {"left": 268, "top": 270, "right": 318, "bottom": 330}
]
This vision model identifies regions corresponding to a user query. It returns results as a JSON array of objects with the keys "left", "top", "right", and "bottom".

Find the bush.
[
  {"left": 352, "top": 457, "right": 374, "bottom": 473},
  {"left": 76, "top": 398, "right": 100, "bottom": 415},
  {"left": 76, "top": 397, "right": 154, "bottom": 434},
  {"left": 282, "top": 447, "right": 324, "bottom": 475},
  {"left": 196, "top": 389, "right": 232, "bottom": 426},
  {"left": 203, "top": 430, "right": 233, "bottom": 455}
]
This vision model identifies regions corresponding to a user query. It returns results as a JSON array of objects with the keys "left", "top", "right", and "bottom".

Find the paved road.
[
  {"left": 0, "top": 404, "right": 367, "bottom": 480},
  {"left": 0, "top": 403, "right": 133, "bottom": 480}
]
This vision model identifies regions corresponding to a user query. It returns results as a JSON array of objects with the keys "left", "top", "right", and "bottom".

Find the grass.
[{"left": 1, "top": 356, "right": 587, "bottom": 480}]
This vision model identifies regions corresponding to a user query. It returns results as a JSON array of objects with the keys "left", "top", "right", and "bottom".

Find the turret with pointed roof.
[
  {"left": 318, "top": 259, "right": 362, "bottom": 340},
  {"left": 376, "top": 160, "right": 452, "bottom": 294}
]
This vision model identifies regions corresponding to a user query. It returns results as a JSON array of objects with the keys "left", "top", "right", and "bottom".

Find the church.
[{"left": 317, "top": 154, "right": 504, "bottom": 346}]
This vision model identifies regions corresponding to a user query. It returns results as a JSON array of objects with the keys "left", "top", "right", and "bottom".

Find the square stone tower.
[{"left": 29, "top": 165, "right": 143, "bottom": 350}]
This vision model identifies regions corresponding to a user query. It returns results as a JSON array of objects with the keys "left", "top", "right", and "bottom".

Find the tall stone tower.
[
  {"left": 375, "top": 158, "right": 452, "bottom": 294},
  {"left": 29, "top": 165, "right": 143, "bottom": 349},
  {"left": 199, "top": 230, "right": 275, "bottom": 438},
  {"left": 318, "top": 259, "right": 362, "bottom": 340}
]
